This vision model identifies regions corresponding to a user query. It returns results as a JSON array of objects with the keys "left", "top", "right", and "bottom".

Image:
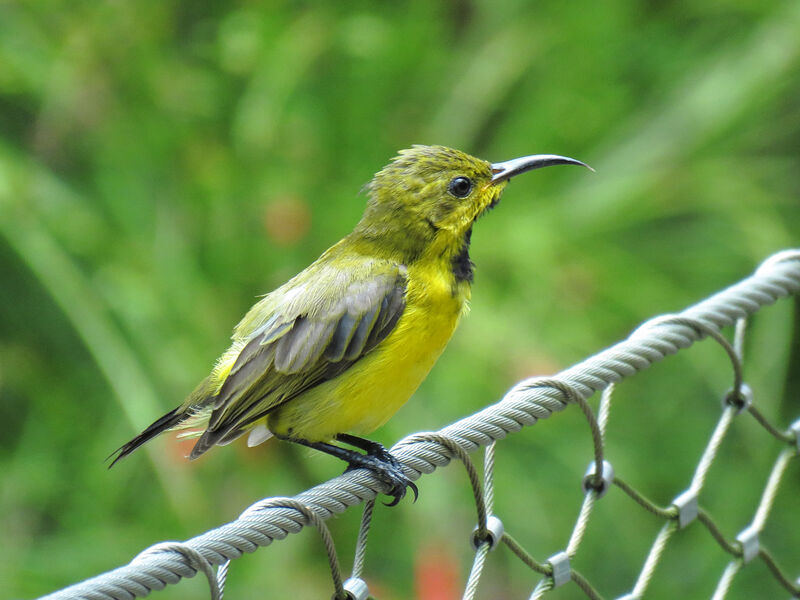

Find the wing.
[{"left": 189, "top": 259, "right": 407, "bottom": 458}]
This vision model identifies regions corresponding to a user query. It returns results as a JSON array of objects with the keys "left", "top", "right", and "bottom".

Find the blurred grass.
[{"left": 1, "top": 1, "right": 798, "bottom": 598}]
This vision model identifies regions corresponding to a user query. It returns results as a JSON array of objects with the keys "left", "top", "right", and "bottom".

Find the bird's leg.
[
  {"left": 277, "top": 434, "right": 417, "bottom": 506},
  {"left": 335, "top": 433, "right": 392, "bottom": 457}
]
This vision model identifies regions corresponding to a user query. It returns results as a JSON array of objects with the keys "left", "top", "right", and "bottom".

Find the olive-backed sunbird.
[{"left": 110, "top": 145, "right": 589, "bottom": 504}]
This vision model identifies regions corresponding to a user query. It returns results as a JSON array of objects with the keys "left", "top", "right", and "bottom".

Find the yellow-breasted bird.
[{"left": 110, "top": 145, "right": 589, "bottom": 504}]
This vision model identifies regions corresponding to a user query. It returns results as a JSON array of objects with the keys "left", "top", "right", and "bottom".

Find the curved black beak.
[{"left": 490, "top": 154, "right": 593, "bottom": 184}]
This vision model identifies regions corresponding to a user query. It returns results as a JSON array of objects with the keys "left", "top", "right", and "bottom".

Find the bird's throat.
[
  {"left": 451, "top": 227, "right": 474, "bottom": 284},
  {"left": 349, "top": 213, "right": 474, "bottom": 288}
]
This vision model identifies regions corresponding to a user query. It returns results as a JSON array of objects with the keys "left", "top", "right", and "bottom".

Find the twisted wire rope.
[
  {"left": 564, "top": 386, "right": 614, "bottom": 559},
  {"left": 463, "top": 442, "right": 498, "bottom": 600},
  {"left": 528, "top": 379, "right": 614, "bottom": 598},
  {"left": 463, "top": 543, "right": 491, "bottom": 600},
  {"left": 350, "top": 499, "right": 375, "bottom": 581},
  {"left": 41, "top": 250, "right": 800, "bottom": 600},
  {"left": 752, "top": 448, "right": 794, "bottom": 531},
  {"left": 711, "top": 562, "right": 740, "bottom": 600}
]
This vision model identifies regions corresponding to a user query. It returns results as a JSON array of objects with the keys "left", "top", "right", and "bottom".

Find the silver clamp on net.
[
  {"left": 341, "top": 577, "right": 369, "bottom": 600},
  {"left": 547, "top": 551, "right": 571, "bottom": 588},
  {"left": 723, "top": 382, "right": 753, "bottom": 415},
  {"left": 471, "top": 515, "right": 504, "bottom": 551},
  {"left": 672, "top": 489, "right": 699, "bottom": 529},
  {"left": 582, "top": 460, "right": 615, "bottom": 498},
  {"left": 736, "top": 525, "right": 760, "bottom": 564}
]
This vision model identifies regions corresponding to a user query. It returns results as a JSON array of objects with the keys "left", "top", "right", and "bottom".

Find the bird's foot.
[
  {"left": 337, "top": 434, "right": 418, "bottom": 506},
  {"left": 278, "top": 433, "right": 418, "bottom": 506},
  {"left": 342, "top": 450, "right": 418, "bottom": 506}
]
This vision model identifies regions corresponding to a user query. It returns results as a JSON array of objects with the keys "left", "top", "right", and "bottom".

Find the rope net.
[{"left": 41, "top": 249, "right": 800, "bottom": 600}]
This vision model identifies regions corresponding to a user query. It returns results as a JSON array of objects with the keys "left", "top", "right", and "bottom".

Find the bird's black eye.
[{"left": 448, "top": 176, "right": 473, "bottom": 198}]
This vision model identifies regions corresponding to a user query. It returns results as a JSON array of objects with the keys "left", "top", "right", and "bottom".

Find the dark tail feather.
[
  {"left": 107, "top": 406, "right": 188, "bottom": 468},
  {"left": 189, "top": 405, "right": 274, "bottom": 459},
  {"left": 188, "top": 426, "right": 224, "bottom": 460}
]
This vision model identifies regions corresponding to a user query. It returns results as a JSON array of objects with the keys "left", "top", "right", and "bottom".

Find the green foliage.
[{"left": 1, "top": 1, "right": 798, "bottom": 598}]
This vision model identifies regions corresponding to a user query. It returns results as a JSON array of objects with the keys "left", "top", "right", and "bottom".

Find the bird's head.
[{"left": 354, "top": 145, "right": 590, "bottom": 262}]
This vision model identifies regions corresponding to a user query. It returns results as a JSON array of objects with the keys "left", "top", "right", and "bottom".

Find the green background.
[{"left": 1, "top": 1, "right": 798, "bottom": 598}]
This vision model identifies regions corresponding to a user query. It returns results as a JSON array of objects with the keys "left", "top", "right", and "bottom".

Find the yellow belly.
[{"left": 267, "top": 263, "right": 469, "bottom": 441}]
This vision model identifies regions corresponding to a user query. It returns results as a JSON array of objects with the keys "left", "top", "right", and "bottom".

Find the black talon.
[
  {"left": 277, "top": 433, "right": 418, "bottom": 506},
  {"left": 336, "top": 434, "right": 417, "bottom": 506}
]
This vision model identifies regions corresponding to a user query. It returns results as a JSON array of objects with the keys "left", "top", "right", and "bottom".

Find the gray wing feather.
[
  {"left": 344, "top": 303, "right": 380, "bottom": 360},
  {"left": 197, "top": 264, "right": 407, "bottom": 452},
  {"left": 325, "top": 313, "right": 358, "bottom": 361}
]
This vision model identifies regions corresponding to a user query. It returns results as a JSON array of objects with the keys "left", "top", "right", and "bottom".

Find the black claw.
[
  {"left": 342, "top": 448, "right": 418, "bottom": 506},
  {"left": 392, "top": 480, "right": 418, "bottom": 506}
]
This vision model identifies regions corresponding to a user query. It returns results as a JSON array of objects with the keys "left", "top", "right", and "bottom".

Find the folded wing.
[{"left": 189, "top": 260, "right": 407, "bottom": 457}]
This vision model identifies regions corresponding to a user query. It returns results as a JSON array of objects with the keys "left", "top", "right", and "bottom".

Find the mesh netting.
[{"left": 40, "top": 250, "right": 800, "bottom": 600}]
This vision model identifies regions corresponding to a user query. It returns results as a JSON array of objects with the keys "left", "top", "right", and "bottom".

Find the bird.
[{"left": 109, "top": 145, "right": 590, "bottom": 504}]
